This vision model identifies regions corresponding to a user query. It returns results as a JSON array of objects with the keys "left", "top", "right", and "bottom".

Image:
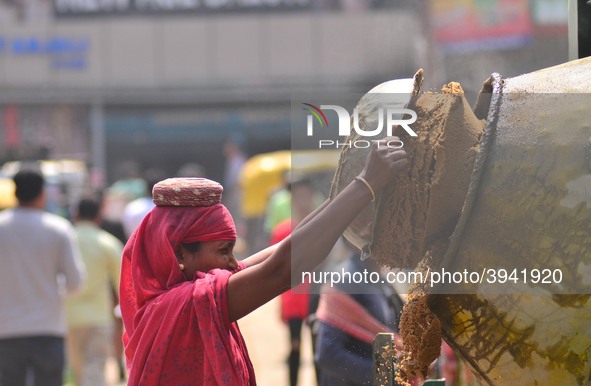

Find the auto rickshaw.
[
  {"left": 239, "top": 149, "right": 340, "bottom": 255},
  {"left": 0, "top": 159, "right": 88, "bottom": 217},
  {"left": 0, "top": 177, "right": 16, "bottom": 210}
]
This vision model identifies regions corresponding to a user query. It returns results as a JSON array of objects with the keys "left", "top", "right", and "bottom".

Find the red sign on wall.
[
  {"left": 4, "top": 105, "right": 21, "bottom": 149},
  {"left": 433, "top": 0, "right": 532, "bottom": 52}
]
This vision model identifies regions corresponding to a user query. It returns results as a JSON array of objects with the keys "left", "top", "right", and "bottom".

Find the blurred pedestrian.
[
  {"left": 222, "top": 133, "right": 247, "bottom": 224},
  {"left": 306, "top": 235, "right": 350, "bottom": 385},
  {"left": 66, "top": 198, "right": 123, "bottom": 386},
  {"left": 122, "top": 169, "right": 166, "bottom": 240},
  {"left": 99, "top": 198, "right": 127, "bottom": 383},
  {"left": 269, "top": 177, "right": 317, "bottom": 386},
  {"left": 264, "top": 171, "right": 325, "bottom": 245},
  {"left": 0, "top": 169, "right": 86, "bottom": 386},
  {"left": 101, "top": 161, "right": 146, "bottom": 231},
  {"left": 314, "top": 249, "right": 405, "bottom": 386},
  {"left": 263, "top": 170, "right": 292, "bottom": 241},
  {"left": 108, "top": 161, "right": 146, "bottom": 202}
]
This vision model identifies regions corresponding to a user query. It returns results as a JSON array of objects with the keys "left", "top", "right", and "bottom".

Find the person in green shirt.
[{"left": 66, "top": 198, "right": 123, "bottom": 386}]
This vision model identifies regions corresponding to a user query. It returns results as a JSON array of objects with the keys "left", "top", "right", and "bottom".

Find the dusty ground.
[{"left": 240, "top": 297, "right": 316, "bottom": 386}]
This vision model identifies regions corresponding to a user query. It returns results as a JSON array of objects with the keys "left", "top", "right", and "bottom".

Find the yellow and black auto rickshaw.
[{"left": 238, "top": 149, "right": 340, "bottom": 255}]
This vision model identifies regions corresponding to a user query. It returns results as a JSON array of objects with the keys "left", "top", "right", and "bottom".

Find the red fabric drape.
[
  {"left": 120, "top": 204, "right": 256, "bottom": 385},
  {"left": 316, "top": 286, "right": 395, "bottom": 345}
]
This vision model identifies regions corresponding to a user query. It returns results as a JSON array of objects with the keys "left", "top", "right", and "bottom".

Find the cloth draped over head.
[
  {"left": 120, "top": 178, "right": 256, "bottom": 386},
  {"left": 316, "top": 285, "right": 399, "bottom": 346}
]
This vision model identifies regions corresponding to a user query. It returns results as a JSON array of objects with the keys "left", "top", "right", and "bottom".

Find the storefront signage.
[
  {"left": 0, "top": 36, "right": 89, "bottom": 70},
  {"left": 54, "top": 0, "right": 311, "bottom": 16}
]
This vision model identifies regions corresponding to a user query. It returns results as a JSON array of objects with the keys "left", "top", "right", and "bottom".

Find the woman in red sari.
[{"left": 120, "top": 138, "right": 408, "bottom": 385}]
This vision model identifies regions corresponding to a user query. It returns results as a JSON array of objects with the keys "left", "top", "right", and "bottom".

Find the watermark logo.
[
  {"left": 302, "top": 103, "right": 417, "bottom": 149},
  {"left": 302, "top": 103, "right": 329, "bottom": 129}
]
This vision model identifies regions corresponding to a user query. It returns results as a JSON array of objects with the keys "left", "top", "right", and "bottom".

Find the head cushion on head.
[{"left": 153, "top": 178, "right": 223, "bottom": 207}]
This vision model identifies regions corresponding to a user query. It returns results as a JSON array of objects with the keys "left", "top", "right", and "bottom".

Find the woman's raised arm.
[{"left": 227, "top": 138, "right": 408, "bottom": 322}]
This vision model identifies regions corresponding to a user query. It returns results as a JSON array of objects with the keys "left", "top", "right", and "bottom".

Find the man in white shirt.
[{"left": 0, "top": 169, "right": 86, "bottom": 386}]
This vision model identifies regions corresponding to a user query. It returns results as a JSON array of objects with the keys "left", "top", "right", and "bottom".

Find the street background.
[{"left": 0, "top": 1, "right": 579, "bottom": 385}]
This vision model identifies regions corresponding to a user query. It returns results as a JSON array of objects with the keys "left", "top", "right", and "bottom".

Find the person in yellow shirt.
[{"left": 66, "top": 198, "right": 123, "bottom": 386}]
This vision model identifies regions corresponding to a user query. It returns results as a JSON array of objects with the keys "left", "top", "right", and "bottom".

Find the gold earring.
[{"left": 179, "top": 263, "right": 185, "bottom": 271}]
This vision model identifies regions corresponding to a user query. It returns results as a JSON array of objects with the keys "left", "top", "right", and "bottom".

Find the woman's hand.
[
  {"left": 227, "top": 139, "right": 409, "bottom": 322},
  {"left": 358, "top": 136, "right": 409, "bottom": 193}
]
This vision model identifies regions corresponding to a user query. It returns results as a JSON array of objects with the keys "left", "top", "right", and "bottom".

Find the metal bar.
[
  {"left": 569, "top": 0, "right": 579, "bottom": 60},
  {"left": 373, "top": 332, "right": 396, "bottom": 386}
]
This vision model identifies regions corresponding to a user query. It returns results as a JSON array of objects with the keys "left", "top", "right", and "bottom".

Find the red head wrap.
[
  {"left": 121, "top": 178, "right": 236, "bottom": 310},
  {"left": 119, "top": 178, "right": 254, "bottom": 386},
  {"left": 121, "top": 204, "right": 236, "bottom": 312}
]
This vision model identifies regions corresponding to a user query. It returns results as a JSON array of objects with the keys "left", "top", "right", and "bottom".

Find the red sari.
[{"left": 120, "top": 204, "right": 256, "bottom": 386}]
